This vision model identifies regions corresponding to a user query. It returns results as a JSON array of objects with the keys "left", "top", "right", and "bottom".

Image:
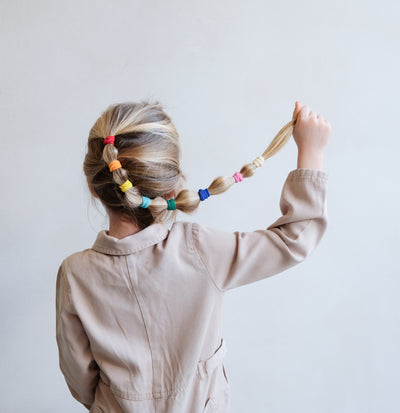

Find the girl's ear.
[{"left": 87, "top": 178, "right": 99, "bottom": 198}]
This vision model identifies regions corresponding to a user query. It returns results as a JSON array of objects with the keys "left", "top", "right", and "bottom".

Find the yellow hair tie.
[
  {"left": 119, "top": 180, "right": 133, "bottom": 192},
  {"left": 108, "top": 160, "right": 122, "bottom": 172}
]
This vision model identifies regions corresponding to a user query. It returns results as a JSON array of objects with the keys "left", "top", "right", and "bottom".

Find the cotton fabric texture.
[{"left": 55, "top": 168, "right": 329, "bottom": 413}]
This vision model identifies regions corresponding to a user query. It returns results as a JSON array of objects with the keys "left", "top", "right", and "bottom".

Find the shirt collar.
[{"left": 91, "top": 222, "right": 169, "bottom": 255}]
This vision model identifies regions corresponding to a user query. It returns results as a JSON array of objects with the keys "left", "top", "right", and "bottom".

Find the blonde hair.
[{"left": 83, "top": 100, "right": 295, "bottom": 229}]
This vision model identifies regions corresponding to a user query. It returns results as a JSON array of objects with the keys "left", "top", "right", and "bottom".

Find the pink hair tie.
[
  {"left": 103, "top": 135, "right": 115, "bottom": 145},
  {"left": 233, "top": 172, "right": 243, "bottom": 183}
]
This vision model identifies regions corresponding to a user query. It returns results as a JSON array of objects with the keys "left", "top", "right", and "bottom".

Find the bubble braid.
[
  {"left": 85, "top": 101, "right": 298, "bottom": 229},
  {"left": 102, "top": 118, "right": 295, "bottom": 212},
  {"left": 102, "top": 135, "right": 177, "bottom": 212},
  {"left": 186, "top": 119, "right": 296, "bottom": 209}
]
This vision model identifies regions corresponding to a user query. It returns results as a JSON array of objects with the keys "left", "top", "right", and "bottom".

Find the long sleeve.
[
  {"left": 192, "top": 168, "right": 328, "bottom": 292},
  {"left": 55, "top": 263, "right": 99, "bottom": 409}
]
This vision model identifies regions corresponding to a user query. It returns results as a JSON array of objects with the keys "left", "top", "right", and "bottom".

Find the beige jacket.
[{"left": 56, "top": 168, "right": 328, "bottom": 413}]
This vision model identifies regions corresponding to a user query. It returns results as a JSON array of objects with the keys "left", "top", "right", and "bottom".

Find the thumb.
[{"left": 292, "top": 101, "right": 303, "bottom": 121}]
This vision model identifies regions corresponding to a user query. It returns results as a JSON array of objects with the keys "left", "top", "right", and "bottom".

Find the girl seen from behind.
[{"left": 56, "top": 100, "right": 331, "bottom": 413}]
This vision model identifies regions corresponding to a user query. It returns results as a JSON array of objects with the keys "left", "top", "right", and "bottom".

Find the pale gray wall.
[{"left": 1, "top": 0, "right": 399, "bottom": 412}]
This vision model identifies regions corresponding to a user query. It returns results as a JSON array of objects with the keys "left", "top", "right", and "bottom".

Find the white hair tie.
[{"left": 252, "top": 156, "right": 264, "bottom": 168}]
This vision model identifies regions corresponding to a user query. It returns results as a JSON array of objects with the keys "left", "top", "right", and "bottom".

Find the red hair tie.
[{"left": 103, "top": 135, "right": 115, "bottom": 145}]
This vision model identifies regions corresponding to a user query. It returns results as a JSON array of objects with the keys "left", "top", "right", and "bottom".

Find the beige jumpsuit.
[{"left": 55, "top": 168, "right": 328, "bottom": 413}]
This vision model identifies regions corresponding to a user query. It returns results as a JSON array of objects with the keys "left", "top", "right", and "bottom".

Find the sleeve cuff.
[{"left": 287, "top": 168, "right": 329, "bottom": 185}]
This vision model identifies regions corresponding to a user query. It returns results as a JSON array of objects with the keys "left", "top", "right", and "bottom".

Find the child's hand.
[{"left": 292, "top": 101, "right": 331, "bottom": 155}]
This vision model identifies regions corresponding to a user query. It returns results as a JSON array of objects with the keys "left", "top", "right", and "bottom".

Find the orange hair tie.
[{"left": 108, "top": 160, "right": 122, "bottom": 172}]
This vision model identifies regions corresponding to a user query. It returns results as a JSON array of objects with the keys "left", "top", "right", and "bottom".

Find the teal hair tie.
[
  {"left": 167, "top": 198, "right": 176, "bottom": 210},
  {"left": 140, "top": 196, "right": 151, "bottom": 208}
]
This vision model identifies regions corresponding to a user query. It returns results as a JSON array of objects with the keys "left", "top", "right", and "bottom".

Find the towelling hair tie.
[
  {"left": 167, "top": 198, "right": 176, "bottom": 210},
  {"left": 108, "top": 160, "right": 122, "bottom": 172},
  {"left": 119, "top": 179, "right": 133, "bottom": 193},
  {"left": 103, "top": 135, "right": 115, "bottom": 145},
  {"left": 198, "top": 188, "right": 210, "bottom": 201},
  {"left": 233, "top": 171, "right": 243, "bottom": 183},
  {"left": 252, "top": 156, "right": 264, "bottom": 168},
  {"left": 140, "top": 196, "right": 151, "bottom": 208}
]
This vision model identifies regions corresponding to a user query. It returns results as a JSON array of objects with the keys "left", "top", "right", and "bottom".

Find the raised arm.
[
  {"left": 191, "top": 102, "right": 331, "bottom": 292},
  {"left": 192, "top": 167, "right": 328, "bottom": 291}
]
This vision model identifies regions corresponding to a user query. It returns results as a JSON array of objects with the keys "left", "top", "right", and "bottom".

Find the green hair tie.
[{"left": 167, "top": 198, "right": 176, "bottom": 210}]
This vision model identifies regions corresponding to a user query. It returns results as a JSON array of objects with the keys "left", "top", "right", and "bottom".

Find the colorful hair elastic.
[
  {"left": 252, "top": 156, "right": 264, "bottom": 168},
  {"left": 119, "top": 180, "right": 133, "bottom": 192},
  {"left": 140, "top": 196, "right": 151, "bottom": 208},
  {"left": 167, "top": 198, "right": 176, "bottom": 210},
  {"left": 233, "top": 172, "right": 243, "bottom": 183},
  {"left": 103, "top": 135, "right": 115, "bottom": 145},
  {"left": 198, "top": 188, "right": 210, "bottom": 201},
  {"left": 108, "top": 160, "right": 122, "bottom": 172}
]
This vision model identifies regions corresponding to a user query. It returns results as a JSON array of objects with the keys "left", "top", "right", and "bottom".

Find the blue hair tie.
[
  {"left": 198, "top": 188, "right": 210, "bottom": 201},
  {"left": 140, "top": 196, "right": 151, "bottom": 208}
]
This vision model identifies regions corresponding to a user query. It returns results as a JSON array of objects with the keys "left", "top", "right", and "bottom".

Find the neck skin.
[
  {"left": 88, "top": 180, "right": 175, "bottom": 240},
  {"left": 106, "top": 208, "right": 141, "bottom": 239},
  {"left": 104, "top": 189, "right": 175, "bottom": 240}
]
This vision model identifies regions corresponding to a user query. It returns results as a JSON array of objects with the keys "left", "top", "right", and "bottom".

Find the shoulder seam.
[
  {"left": 58, "top": 261, "right": 71, "bottom": 295},
  {"left": 57, "top": 261, "right": 75, "bottom": 313}
]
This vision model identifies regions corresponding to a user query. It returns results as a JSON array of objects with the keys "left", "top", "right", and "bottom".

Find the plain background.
[{"left": 1, "top": 1, "right": 399, "bottom": 412}]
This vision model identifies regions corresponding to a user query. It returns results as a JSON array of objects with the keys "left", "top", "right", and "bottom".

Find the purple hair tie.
[{"left": 198, "top": 188, "right": 210, "bottom": 201}]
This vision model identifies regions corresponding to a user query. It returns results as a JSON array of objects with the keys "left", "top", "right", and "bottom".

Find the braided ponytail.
[
  {"left": 102, "top": 138, "right": 143, "bottom": 208},
  {"left": 84, "top": 100, "right": 296, "bottom": 228},
  {"left": 102, "top": 137, "right": 180, "bottom": 216},
  {"left": 171, "top": 118, "right": 296, "bottom": 213}
]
